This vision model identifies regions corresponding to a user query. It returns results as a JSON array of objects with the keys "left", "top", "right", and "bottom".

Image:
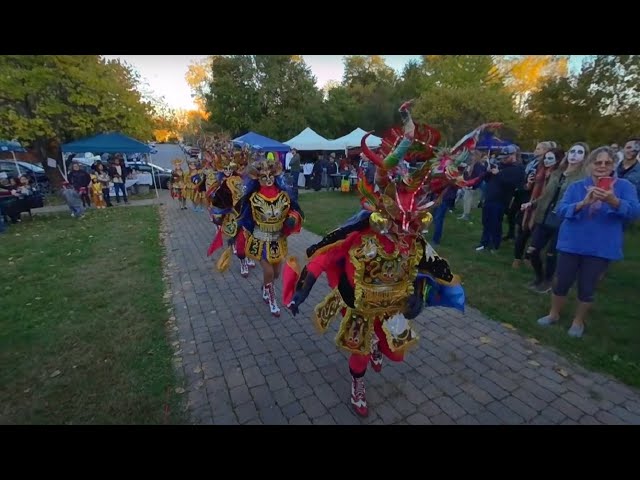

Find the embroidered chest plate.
[
  {"left": 348, "top": 234, "right": 422, "bottom": 312},
  {"left": 249, "top": 191, "right": 291, "bottom": 233},
  {"left": 226, "top": 175, "right": 245, "bottom": 205}
]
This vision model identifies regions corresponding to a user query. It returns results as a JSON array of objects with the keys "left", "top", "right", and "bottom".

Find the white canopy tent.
[
  {"left": 283, "top": 127, "right": 335, "bottom": 151},
  {"left": 327, "top": 128, "right": 383, "bottom": 150}
]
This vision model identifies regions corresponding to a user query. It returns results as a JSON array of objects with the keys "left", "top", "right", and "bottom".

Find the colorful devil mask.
[
  {"left": 358, "top": 101, "right": 501, "bottom": 243},
  {"left": 247, "top": 157, "right": 282, "bottom": 187}
]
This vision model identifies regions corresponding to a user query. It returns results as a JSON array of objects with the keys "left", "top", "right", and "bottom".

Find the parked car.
[
  {"left": 125, "top": 161, "right": 172, "bottom": 189},
  {"left": 0, "top": 159, "right": 50, "bottom": 193}
]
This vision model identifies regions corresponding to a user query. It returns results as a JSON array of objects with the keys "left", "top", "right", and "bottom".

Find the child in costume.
[
  {"left": 90, "top": 174, "right": 106, "bottom": 208},
  {"left": 170, "top": 158, "right": 187, "bottom": 210},
  {"left": 236, "top": 151, "right": 304, "bottom": 317},
  {"left": 287, "top": 101, "right": 498, "bottom": 417}
]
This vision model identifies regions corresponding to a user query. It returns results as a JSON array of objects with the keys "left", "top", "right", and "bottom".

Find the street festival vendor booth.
[
  {"left": 284, "top": 127, "right": 335, "bottom": 188},
  {"left": 61, "top": 132, "right": 156, "bottom": 198}
]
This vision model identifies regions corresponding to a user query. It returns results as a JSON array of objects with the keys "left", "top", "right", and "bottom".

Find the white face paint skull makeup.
[
  {"left": 568, "top": 144, "right": 585, "bottom": 164},
  {"left": 543, "top": 152, "right": 557, "bottom": 168}
]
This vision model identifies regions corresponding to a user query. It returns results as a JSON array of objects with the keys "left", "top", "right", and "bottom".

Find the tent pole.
[
  {"left": 11, "top": 151, "right": 22, "bottom": 176},
  {"left": 149, "top": 153, "right": 160, "bottom": 201},
  {"left": 62, "top": 152, "right": 68, "bottom": 180}
]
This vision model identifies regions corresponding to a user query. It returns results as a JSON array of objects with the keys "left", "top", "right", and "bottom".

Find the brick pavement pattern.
[{"left": 160, "top": 194, "right": 640, "bottom": 425}]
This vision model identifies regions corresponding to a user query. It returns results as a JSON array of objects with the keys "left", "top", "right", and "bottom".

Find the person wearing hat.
[{"left": 475, "top": 144, "right": 525, "bottom": 252}]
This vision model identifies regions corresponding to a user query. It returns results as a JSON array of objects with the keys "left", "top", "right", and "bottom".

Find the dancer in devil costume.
[
  {"left": 287, "top": 101, "right": 498, "bottom": 417},
  {"left": 236, "top": 152, "right": 304, "bottom": 317},
  {"left": 204, "top": 139, "right": 255, "bottom": 275}
]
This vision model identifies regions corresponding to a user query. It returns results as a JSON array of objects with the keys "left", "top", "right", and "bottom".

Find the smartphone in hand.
[{"left": 597, "top": 176, "right": 614, "bottom": 190}]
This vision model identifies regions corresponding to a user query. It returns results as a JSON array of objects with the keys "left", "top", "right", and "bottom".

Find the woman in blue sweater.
[{"left": 537, "top": 146, "right": 640, "bottom": 338}]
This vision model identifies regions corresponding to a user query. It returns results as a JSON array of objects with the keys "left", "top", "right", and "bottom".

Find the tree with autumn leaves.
[
  {"left": 189, "top": 54, "right": 640, "bottom": 150},
  {"left": 0, "top": 56, "right": 159, "bottom": 176}
]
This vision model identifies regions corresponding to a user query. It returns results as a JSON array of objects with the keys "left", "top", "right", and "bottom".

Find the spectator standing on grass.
[{"left": 536, "top": 146, "right": 640, "bottom": 338}]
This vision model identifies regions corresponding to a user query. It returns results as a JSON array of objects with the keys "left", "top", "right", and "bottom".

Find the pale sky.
[{"left": 102, "top": 55, "right": 587, "bottom": 112}]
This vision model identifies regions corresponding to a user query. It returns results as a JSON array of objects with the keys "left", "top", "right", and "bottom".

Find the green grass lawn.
[
  {"left": 298, "top": 191, "right": 640, "bottom": 388},
  {"left": 43, "top": 189, "right": 158, "bottom": 207},
  {"left": 0, "top": 206, "right": 185, "bottom": 424}
]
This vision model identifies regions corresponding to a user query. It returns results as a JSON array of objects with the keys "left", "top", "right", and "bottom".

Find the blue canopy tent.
[
  {"left": 62, "top": 132, "right": 151, "bottom": 154},
  {"left": 232, "top": 132, "right": 291, "bottom": 153},
  {"left": 0, "top": 139, "right": 27, "bottom": 173},
  {"left": 475, "top": 131, "right": 513, "bottom": 150},
  {"left": 61, "top": 132, "right": 156, "bottom": 197}
]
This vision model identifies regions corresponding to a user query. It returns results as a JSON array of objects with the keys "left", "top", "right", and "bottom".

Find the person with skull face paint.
[
  {"left": 285, "top": 102, "right": 486, "bottom": 417},
  {"left": 520, "top": 146, "right": 588, "bottom": 292},
  {"left": 537, "top": 146, "right": 640, "bottom": 338},
  {"left": 616, "top": 138, "right": 640, "bottom": 199},
  {"left": 512, "top": 141, "right": 557, "bottom": 268},
  {"left": 235, "top": 151, "right": 304, "bottom": 317}
]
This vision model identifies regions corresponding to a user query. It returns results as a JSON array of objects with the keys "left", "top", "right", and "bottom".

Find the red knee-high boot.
[{"left": 348, "top": 355, "right": 369, "bottom": 417}]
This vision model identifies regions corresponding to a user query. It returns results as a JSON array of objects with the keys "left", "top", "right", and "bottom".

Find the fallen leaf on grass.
[
  {"left": 175, "top": 387, "right": 185, "bottom": 394},
  {"left": 24, "top": 388, "right": 31, "bottom": 393},
  {"left": 527, "top": 337, "right": 540, "bottom": 345},
  {"left": 50, "top": 370, "right": 61, "bottom": 378},
  {"left": 501, "top": 323, "right": 516, "bottom": 330}
]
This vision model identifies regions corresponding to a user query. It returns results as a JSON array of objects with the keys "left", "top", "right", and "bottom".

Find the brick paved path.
[{"left": 161, "top": 195, "right": 640, "bottom": 425}]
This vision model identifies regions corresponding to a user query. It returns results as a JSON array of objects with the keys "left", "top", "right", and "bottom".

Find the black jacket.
[
  {"left": 68, "top": 170, "right": 91, "bottom": 190},
  {"left": 484, "top": 163, "right": 526, "bottom": 207}
]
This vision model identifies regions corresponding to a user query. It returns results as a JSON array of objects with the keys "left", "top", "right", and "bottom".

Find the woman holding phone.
[{"left": 536, "top": 146, "right": 640, "bottom": 337}]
